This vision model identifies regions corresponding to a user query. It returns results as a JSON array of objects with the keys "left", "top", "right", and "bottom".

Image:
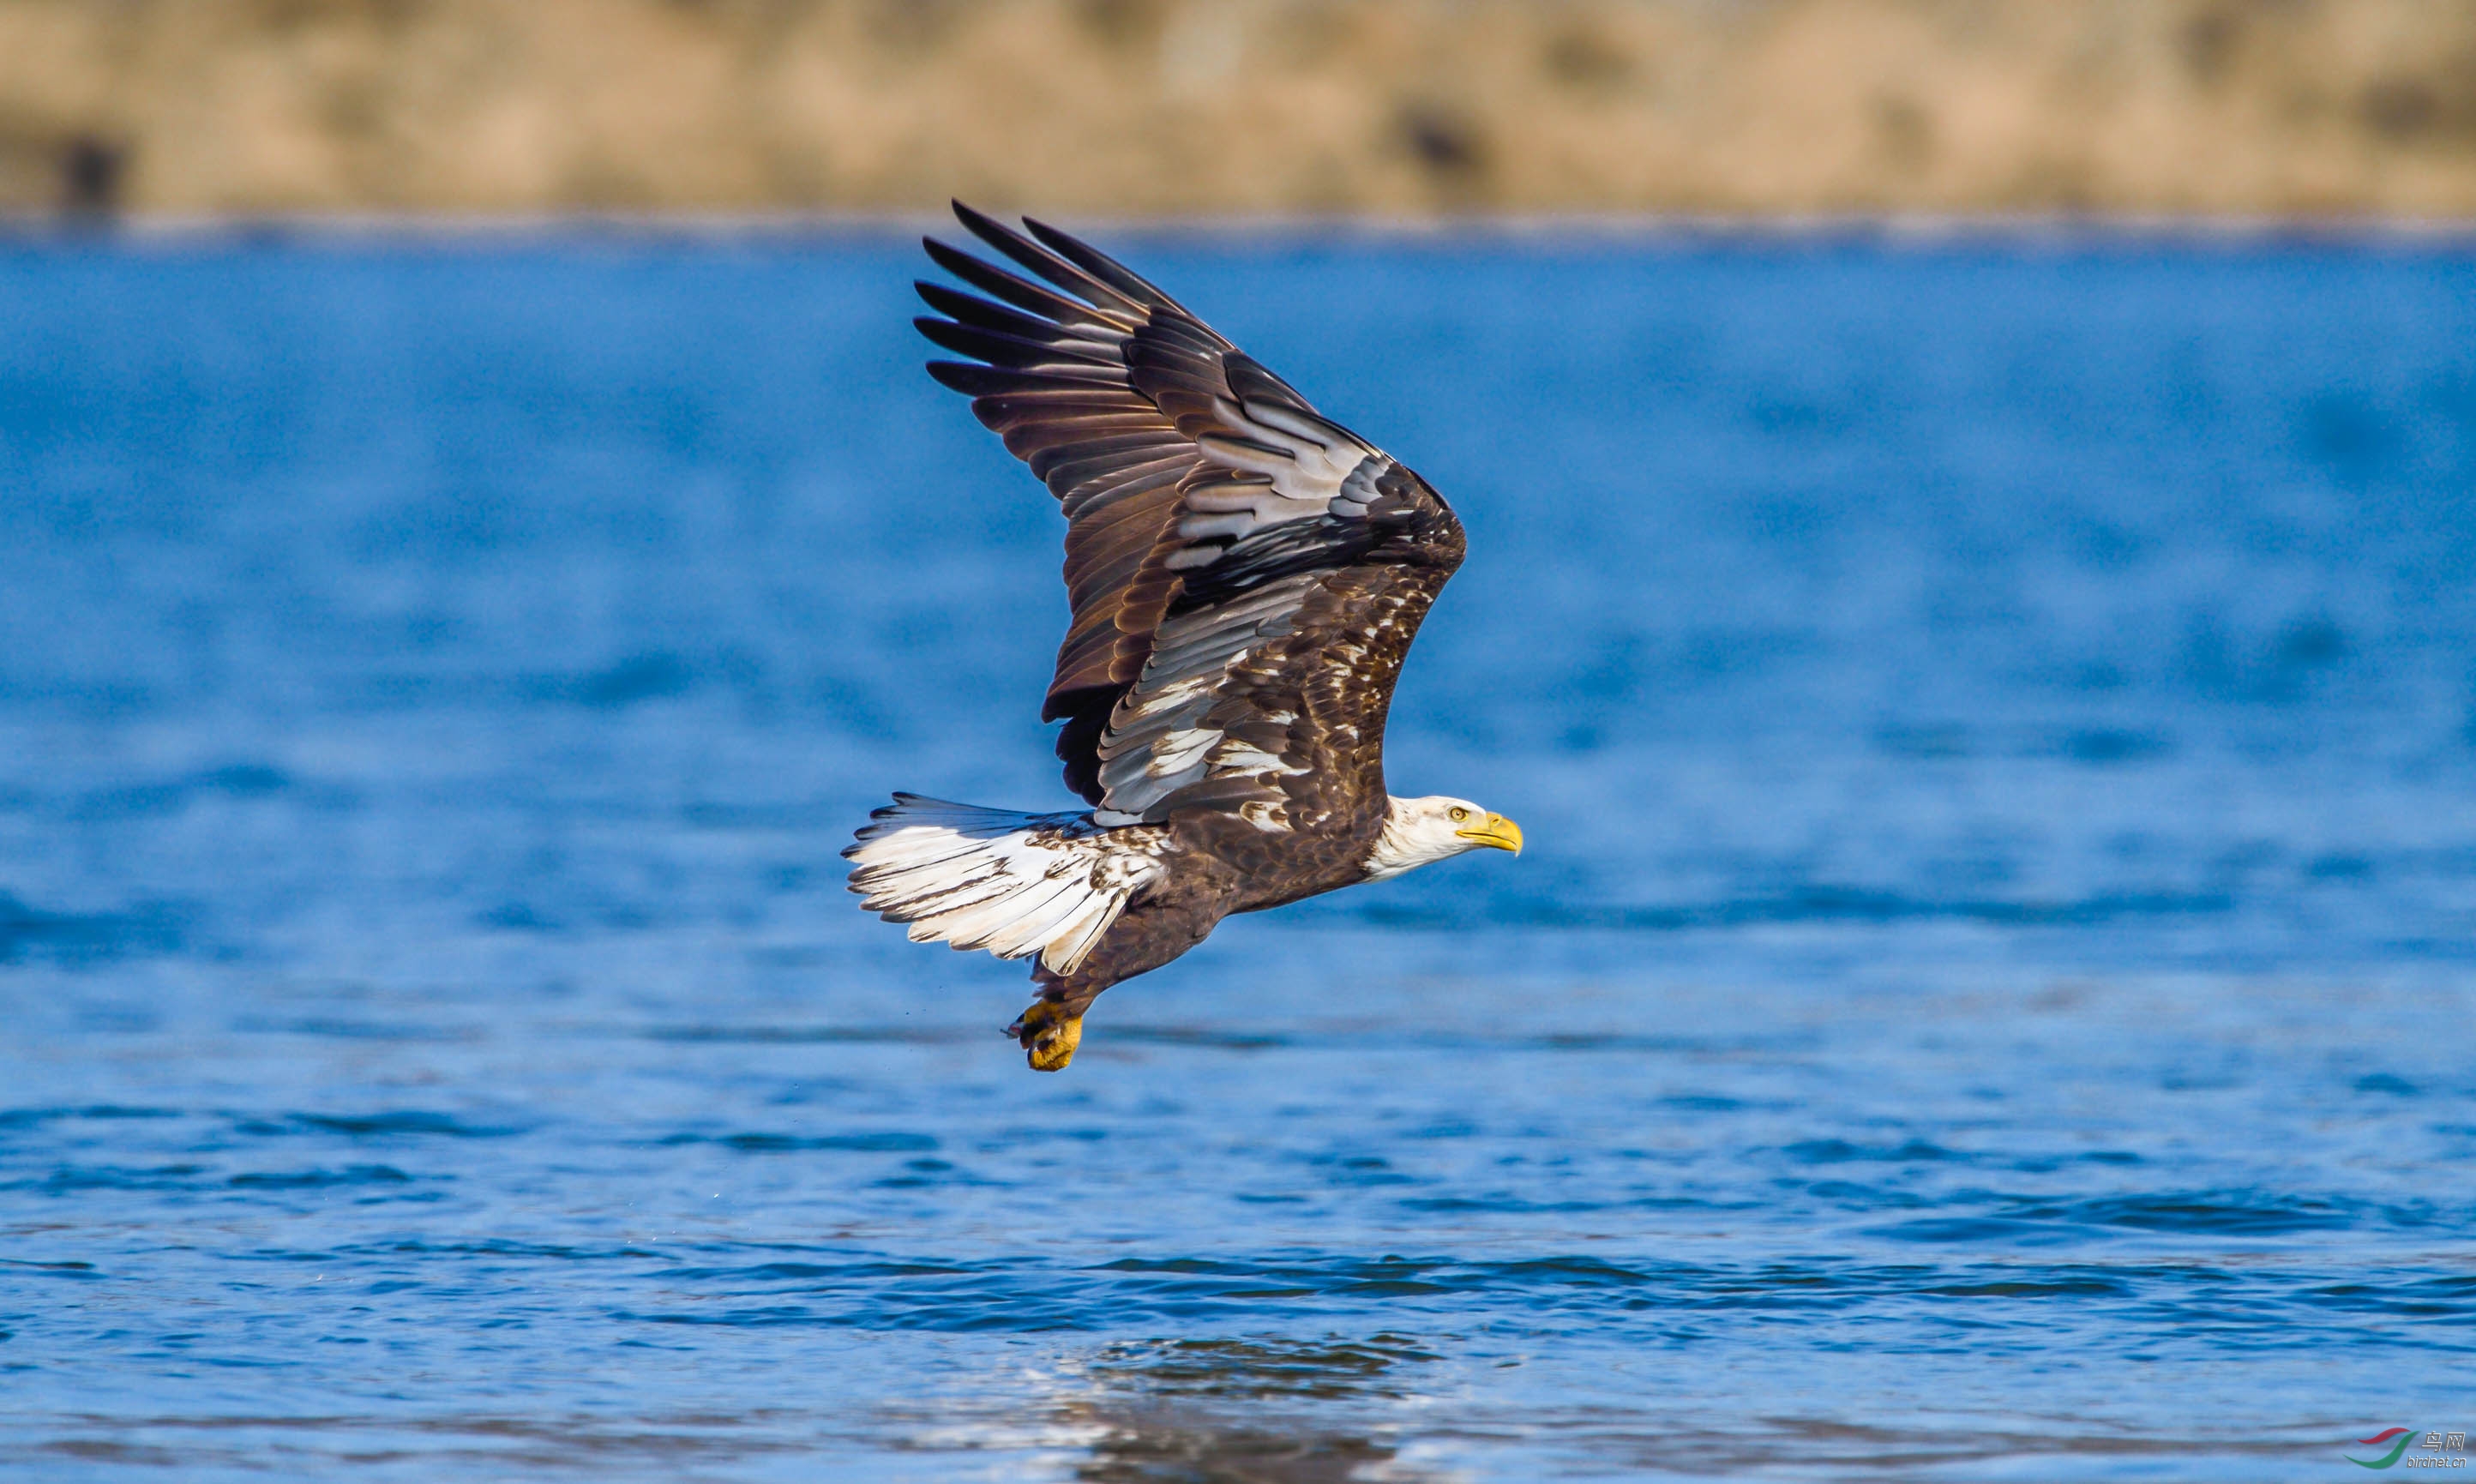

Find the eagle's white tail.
[{"left": 843, "top": 795, "right": 1157, "bottom": 976}]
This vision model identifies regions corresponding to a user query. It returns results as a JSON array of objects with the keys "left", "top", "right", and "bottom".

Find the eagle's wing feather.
[{"left": 917, "top": 204, "right": 1465, "bottom": 834}]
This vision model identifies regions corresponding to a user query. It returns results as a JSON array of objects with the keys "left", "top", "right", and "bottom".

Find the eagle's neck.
[{"left": 1363, "top": 796, "right": 1457, "bottom": 882}]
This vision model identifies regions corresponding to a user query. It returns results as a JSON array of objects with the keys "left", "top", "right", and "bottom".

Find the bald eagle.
[{"left": 846, "top": 204, "right": 1522, "bottom": 1071}]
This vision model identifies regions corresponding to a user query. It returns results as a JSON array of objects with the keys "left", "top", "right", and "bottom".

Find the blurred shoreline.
[
  {"left": 4, "top": 0, "right": 2475, "bottom": 222},
  {"left": 13, "top": 212, "right": 2476, "bottom": 246}
]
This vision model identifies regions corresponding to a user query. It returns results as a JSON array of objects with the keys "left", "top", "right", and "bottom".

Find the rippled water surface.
[{"left": 3, "top": 231, "right": 2473, "bottom": 1480}]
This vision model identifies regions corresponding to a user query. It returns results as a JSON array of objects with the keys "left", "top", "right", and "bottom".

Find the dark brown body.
[{"left": 1030, "top": 535, "right": 1459, "bottom": 1022}]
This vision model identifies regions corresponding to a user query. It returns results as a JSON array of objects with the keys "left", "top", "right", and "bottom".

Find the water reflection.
[
  {"left": 1068, "top": 1411, "right": 1421, "bottom": 1484},
  {"left": 1052, "top": 1333, "right": 1448, "bottom": 1483},
  {"left": 1089, "top": 1335, "right": 1442, "bottom": 1401}
]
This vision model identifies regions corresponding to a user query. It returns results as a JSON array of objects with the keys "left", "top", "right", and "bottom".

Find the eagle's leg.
[
  {"left": 1007, "top": 996, "right": 1084, "bottom": 1072},
  {"left": 1007, "top": 893, "right": 1231, "bottom": 1071}
]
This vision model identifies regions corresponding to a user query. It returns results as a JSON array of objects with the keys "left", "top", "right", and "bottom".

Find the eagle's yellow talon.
[{"left": 1011, "top": 1000, "right": 1084, "bottom": 1072}]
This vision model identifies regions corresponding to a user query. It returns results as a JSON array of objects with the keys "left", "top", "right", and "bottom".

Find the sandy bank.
[{"left": 3, "top": 0, "right": 2473, "bottom": 219}]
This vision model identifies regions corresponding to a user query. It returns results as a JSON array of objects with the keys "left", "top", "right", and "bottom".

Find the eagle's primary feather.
[{"left": 847, "top": 204, "right": 1520, "bottom": 1071}]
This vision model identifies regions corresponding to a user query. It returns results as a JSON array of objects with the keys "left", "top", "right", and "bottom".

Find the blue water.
[{"left": 3, "top": 229, "right": 2473, "bottom": 1480}]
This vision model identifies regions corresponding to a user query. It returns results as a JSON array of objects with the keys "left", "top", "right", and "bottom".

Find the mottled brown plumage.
[{"left": 846, "top": 204, "right": 1516, "bottom": 1071}]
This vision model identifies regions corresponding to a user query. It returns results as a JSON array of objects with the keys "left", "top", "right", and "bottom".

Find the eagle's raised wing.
[{"left": 916, "top": 204, "right": 1465, "bottom": 837}]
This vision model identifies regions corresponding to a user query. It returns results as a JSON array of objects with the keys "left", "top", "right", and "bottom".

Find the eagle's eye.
[{"left": 1448, "top": 806, "right": 1469, "bottom": 822}]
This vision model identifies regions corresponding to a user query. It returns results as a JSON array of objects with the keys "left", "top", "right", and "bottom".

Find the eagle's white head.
[{"left": 1364, "top": 795, "right": 1524, "bottom": 881}]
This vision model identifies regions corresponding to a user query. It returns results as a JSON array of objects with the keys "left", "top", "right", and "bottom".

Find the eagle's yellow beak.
[{"left": 1456, "top": 812, "right": 1523, "bottom": 856}]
